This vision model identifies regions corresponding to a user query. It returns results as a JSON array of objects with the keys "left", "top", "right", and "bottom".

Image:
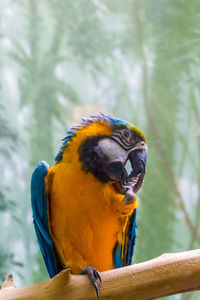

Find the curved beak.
[
  {"left": 127, "top": 149, "right": 147, "bottom": 193},
  {"left": 128, "top": 149, "right": 147, "bottom": 177}
]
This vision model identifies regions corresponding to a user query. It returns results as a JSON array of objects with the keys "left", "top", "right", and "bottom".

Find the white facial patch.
[{"left": 98, "top": 138, "right": 128, "bottom": 163}]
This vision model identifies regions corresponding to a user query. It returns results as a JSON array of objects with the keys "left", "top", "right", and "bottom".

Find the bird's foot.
[
  {"left": 124, "top": 187, "right": 136, "bottom": 204},
  {"left": 80, "top": 266, "right": 101, "bottom": 298}
]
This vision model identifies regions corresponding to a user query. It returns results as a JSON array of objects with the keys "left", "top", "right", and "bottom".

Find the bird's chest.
[{"left": 49, "top": 166, "right": 136, "bottom": 270}]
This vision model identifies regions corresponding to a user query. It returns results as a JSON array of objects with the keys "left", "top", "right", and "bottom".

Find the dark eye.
[{"left": 123, "top": 130, "right": 130, "bottom": 138}]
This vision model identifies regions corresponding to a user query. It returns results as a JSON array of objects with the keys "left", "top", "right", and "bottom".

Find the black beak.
[
  {"left": 103, "top": 149, "right": 147, "bottom": 187},
  {"left": 126, "top": 149, "right": 147, "bottom": 193},
  {"left": 103, "top": 161, "right": 127, "bottom": 182},
  {"left": 128, "top": 149, "right": 147, "bottom": 177},
  {"left": 102, "top": 149, "right": 147, "bottom": 204}
]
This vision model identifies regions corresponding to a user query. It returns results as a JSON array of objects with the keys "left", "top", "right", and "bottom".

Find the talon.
[
  {"left": 124, "top": 187, "right": 136, "bottom": 204},
  {"left": 94, "top": 269, "right": 101, "bottom": 282},
  {"left": 94, "top": 281, "right": 99, "bottom": 298},
  {"left": 80, "top": 266, "right": 101, "bottom": 298}
]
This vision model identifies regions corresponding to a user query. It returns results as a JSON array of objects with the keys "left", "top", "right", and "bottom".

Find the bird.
[{"left": 31, "top": 113, "right": 147, "bottom": 297}]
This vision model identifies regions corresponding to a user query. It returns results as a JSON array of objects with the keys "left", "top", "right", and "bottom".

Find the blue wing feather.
[
  {"left": 113, "top": 208, "right": 137, "bottom": 268},
  {"left": 31, "top": 161, "right": 60, "bottom": 278},
  {"left": 126, "top": 209, "right": 137, "bottom": 265},
  {"left": 113, "top": 244, "right": 123, "bottom": 268}
]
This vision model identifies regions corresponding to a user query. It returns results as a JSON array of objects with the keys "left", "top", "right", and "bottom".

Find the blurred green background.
[{"left": 0, "top": 1, "right": 200, "bottom": 299}]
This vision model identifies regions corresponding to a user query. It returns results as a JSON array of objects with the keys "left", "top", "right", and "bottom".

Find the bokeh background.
[{"left": 1, "top": 1, "right": 200, "bottom": 299}]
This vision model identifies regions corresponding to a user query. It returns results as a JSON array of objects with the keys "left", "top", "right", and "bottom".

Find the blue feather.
[
  {"left": 113, "top": 244, "right": 123, "bottom": 269},
  {"left": 113, "top": 208, "right": 137, "bottom": 268},
  {"left": 126, "top": 209, "right": 137, "bottom": 265},
  {"left": 31, "top": 161, "right": 60, "bottom": 278}
]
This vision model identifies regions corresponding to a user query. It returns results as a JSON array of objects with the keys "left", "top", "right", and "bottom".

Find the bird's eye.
[{"left": 123, "top": 130, "right": 130, "bottom": 139}]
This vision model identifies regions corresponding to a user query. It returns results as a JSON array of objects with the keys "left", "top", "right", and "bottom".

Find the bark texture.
[{"left": 1, "top": 249, "right": 200, "bottom": 300}]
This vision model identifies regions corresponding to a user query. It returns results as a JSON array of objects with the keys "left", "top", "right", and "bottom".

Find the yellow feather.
[{"left": 47, "top": 120, "right": 138, "bottom": 273}]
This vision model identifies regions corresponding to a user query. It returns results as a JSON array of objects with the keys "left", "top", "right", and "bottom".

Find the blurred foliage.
[
  {"left": 0, "top": 247, "right": 23, "bottom": 285},
  {"left": 0, "top": 0, "right": 200, "bottom": 299}
]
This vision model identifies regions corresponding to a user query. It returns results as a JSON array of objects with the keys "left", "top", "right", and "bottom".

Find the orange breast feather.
[{"left": 46, "top": 121, "right": 138, "bottom": 274}]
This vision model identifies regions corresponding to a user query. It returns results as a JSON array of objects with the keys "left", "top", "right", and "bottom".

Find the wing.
[
  {"left": 113, "top": 208, "right": 137, "bottom": 268},
  {"left": 31, "top": 161, "right": 60, "bottom": 278}
]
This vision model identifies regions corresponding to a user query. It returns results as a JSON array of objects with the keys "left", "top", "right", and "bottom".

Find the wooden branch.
[{"left": 1, "top": 249, "right": 200, "bottom": 300}]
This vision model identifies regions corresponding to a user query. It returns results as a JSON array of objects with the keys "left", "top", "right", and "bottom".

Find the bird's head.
[{"left": 55, "top": 113, "right": 147, "bottom": 198}]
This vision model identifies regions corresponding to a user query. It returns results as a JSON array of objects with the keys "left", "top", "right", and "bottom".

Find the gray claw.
[
  {"left": 94, "top": 269, "right": 101, "bottom": 282},
  {"left": 80, "top": 266, "right": 101, "bottom": 298},
  {"left": 94, "top": 281, "right": 99, "bottom": 298},
  {"left": 124, "top": 187, "right": 136, "bottom": 204},
  {"left": 122, "top": 167, "right": 146, "bottom": 204}
]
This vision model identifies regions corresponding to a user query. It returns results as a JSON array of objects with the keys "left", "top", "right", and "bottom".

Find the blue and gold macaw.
[{"left": 31, "top": 113, "right": 147, "bottom": 297}]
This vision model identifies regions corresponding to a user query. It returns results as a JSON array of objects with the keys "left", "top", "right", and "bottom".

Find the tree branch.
[{"left": 1, "top": 249, "right": 200, "bottom": 299}]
